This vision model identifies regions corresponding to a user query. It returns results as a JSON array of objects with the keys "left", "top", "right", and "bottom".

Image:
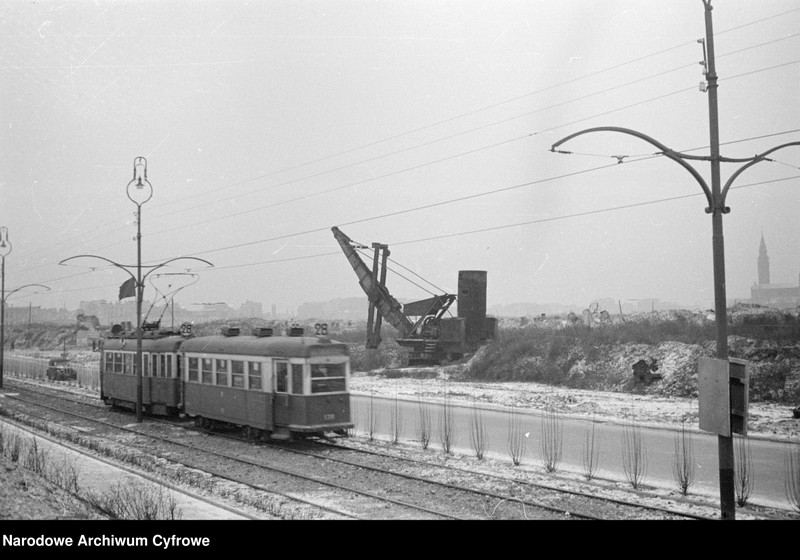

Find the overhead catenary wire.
[
  {"left": 34, "top": 144, "right": 800, "bottom": 300},
  {"left": 36, "top": 170, "right": 799, "bottom": 300},
  {"left": 64, "top": 59, "right": 800, "bottom": 262},
  {"left": 76, "top": 55, "right": 800, "bottom": 253},
  {"left": 11, "top": 7, "right": 800, "bottom": 299},
  {"left": 18, "top": 12, "right": 800, "bottom": 264}
]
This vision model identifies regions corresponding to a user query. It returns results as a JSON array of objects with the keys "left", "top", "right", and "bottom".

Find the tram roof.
[
  {"left": 178, "top": 335, "right": 349, "bottom": 358},
  {"left": 101, "top": 335, "right": 186, "bottom": 352}
]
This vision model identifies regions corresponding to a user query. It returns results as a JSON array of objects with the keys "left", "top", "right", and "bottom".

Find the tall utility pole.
[
  {"left": 701, "top": 0, "right": 735, "bottom": 521},
  {"left": 551, "top": 0, "right": 799, "bottom": 520}
]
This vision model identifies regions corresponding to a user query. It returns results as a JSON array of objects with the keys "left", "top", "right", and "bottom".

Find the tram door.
[{"left": 273, "top": 360, "right": 290, "bottom": 426}]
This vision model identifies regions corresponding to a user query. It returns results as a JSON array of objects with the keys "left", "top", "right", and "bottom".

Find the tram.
[{"left": 99, "top": 323, "right": 352, "bottom": 439}]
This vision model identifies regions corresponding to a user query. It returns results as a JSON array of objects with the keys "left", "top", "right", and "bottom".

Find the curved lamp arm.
[
  {"left": 3, "top": 283, "right": 50, "bottom": 303},
  {"left": 59, "top": 255, "right": 137, "bottom": 282},
  {"left": 551, "top": 126, "right": 716, "bottom": 211},
  {"left": 720, "top": 141, "right": 800, "bottom": 206}
]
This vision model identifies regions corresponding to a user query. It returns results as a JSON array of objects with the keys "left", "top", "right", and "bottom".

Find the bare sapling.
[
  {"left": 438, "top": 388, "right": 457, "bottom": 454},
  {"left": 672, "top": 420, "right": 696, "bottom": 495},
  {"left": 506, "top": 405, "right": 526, "bottom": 466},
  {"left": 469, "top": 399, "right": 488, "bottom": 460},
  {"left": 785, "top": 441, "right": 800, "bottom": 514},
  {"left": 582, "top": 416, "right": 600, "bottom": 480},
  {"left": 417, "top": 397, "right": 431, "bottom": 450},
  {"left": 621, "top": 418, "right": 647, "bottom": 489},
  {"left": 540, "top": 406, "right": 562, "bottom": 473},
  {"left": 734, "top": 434, "right": 754, "bottom": 507},
  {"left": 390, "top": 386, "right": 403, "bottom": 445},
  {"left": 367, "top": 389, "right": 379, "bottom": 441}
]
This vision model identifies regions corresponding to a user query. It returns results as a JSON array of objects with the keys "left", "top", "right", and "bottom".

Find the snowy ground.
[{"left": 349, "top": 368, "right": 800, "bottom": 441}]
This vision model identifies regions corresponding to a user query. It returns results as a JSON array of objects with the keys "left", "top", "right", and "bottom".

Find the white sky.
[{"left": 1, "top": 0, "right": 799, "bottom": 314}]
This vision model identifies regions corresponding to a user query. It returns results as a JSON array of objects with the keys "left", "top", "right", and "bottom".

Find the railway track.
[
  {"left": 2, "top": 389, "right": 456, "bottom": 519},
  {"left": 1, "top": 382, "right": 471, "bottom": 519},
  {"left": 1, "top": 377, "right": 718, "bottom": 520}
]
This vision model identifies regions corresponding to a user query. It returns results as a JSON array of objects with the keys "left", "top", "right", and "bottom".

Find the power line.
[
  {"left": 13, "top": 9, "right": 800, "bottom": 279},
  {"left": 79, "top": 54, "right": 800, "bottom": 258},
  {"left": 19, "top": 32, "right": 800, "bottom": 267},
  {"left": 37, "top": 172, "right": 800, "bottom": 298}
]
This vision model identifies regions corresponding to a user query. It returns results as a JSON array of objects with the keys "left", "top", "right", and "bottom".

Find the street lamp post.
[
  {"left": 550, "top": 1, "right": 799, "bottom": 519},
  {"left": 60, "top": 157, "right": 213, "bottom": 422},
  {"left": 128, "top": 157, "right": 153, "bottom": 424}
]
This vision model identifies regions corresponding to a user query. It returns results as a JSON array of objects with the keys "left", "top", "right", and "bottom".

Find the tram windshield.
[{"left": 309, "top": 363, "right": 347, "bottom": 393}]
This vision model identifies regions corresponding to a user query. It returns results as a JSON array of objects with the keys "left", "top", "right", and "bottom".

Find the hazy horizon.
[{"left": 2, "top": 1, "right": 799, "bottom": 315}]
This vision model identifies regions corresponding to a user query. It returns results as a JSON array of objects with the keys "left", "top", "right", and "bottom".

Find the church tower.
[{"left": 758, "top": 233, "right": 770, "bottom": 285}]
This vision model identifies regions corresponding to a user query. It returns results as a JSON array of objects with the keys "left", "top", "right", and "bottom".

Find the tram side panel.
[{"left": 182, "top": 354, "right": 275, "bottom": 432}]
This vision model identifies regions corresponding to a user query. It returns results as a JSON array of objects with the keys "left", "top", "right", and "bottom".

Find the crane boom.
[{"left": 331, "top": 227, "right": 415, "bottom": 336}]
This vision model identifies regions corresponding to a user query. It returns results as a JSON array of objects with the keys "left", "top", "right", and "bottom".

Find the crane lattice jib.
[{"left": 331, "top": 227, "right": 415, "bottom": 336}]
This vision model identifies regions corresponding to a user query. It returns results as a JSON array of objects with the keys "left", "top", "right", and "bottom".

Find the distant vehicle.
[{"left": 46, "top": 358, "right": 77, "bottom": 381}]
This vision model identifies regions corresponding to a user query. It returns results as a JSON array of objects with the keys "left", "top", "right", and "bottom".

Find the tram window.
[
  {"left": 176, "top": 355, "right": 182, "bottom": 379},
  {"left": 291, "top": 364, "right": 304, "bottom": 394},
  {"left": 248, "top": 362, "right": 262, "bottom": 390},
  {"left": 114, "top": 353, "right": 122, "bottom": 373},
  {"left": 143, "top": 354, "right": 150, "bottom": 377},
  {"left": 216, "top": 359, "right": 229, "bottom": 386},
  {"left": 275, "top": 362, "right": 288, "bottom": 393},
  {"left": 123, "top": 353, "right": 133, "bottom": 375},
  {"left": 202, "top": 358, "right": 213, "bottom": 384},
  {"left": 231, "top": 360, "right": 245, "bottom": 388},
  {"left": 162, "top": 355, "right": 171, "bottom": 378},
  {"left": 310, "top": 363, "right": 347, "bottom": 394},
  {"left": 187, "top": 357, "right": 199, "bottom": 382}
]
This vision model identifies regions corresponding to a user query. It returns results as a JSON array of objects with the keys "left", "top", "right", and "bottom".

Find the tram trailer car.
[
  {"left": 99, "top": 325, "right": 353, "bottom": 440},
  {"left": 101, "top": 334, "right": 185, "bottom": 416}
]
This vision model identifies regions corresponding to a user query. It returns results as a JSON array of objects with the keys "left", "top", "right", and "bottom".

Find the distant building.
[
  {"left": 238, "top": 300, "right": 263, "bottom": 318},
  {"left": 750, "top": 233, "right": 800, "bottom": 309},
  {"left": 296, "top": 297, "right": 368, "bottom": 320},
  {"left": 758, "top": 233, "right": 770, "bottom": 285}
]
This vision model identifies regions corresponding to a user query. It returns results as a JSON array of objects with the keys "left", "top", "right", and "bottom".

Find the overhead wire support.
[{"left": 549, "top": 0, "right": 800, "bottom": 521}]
